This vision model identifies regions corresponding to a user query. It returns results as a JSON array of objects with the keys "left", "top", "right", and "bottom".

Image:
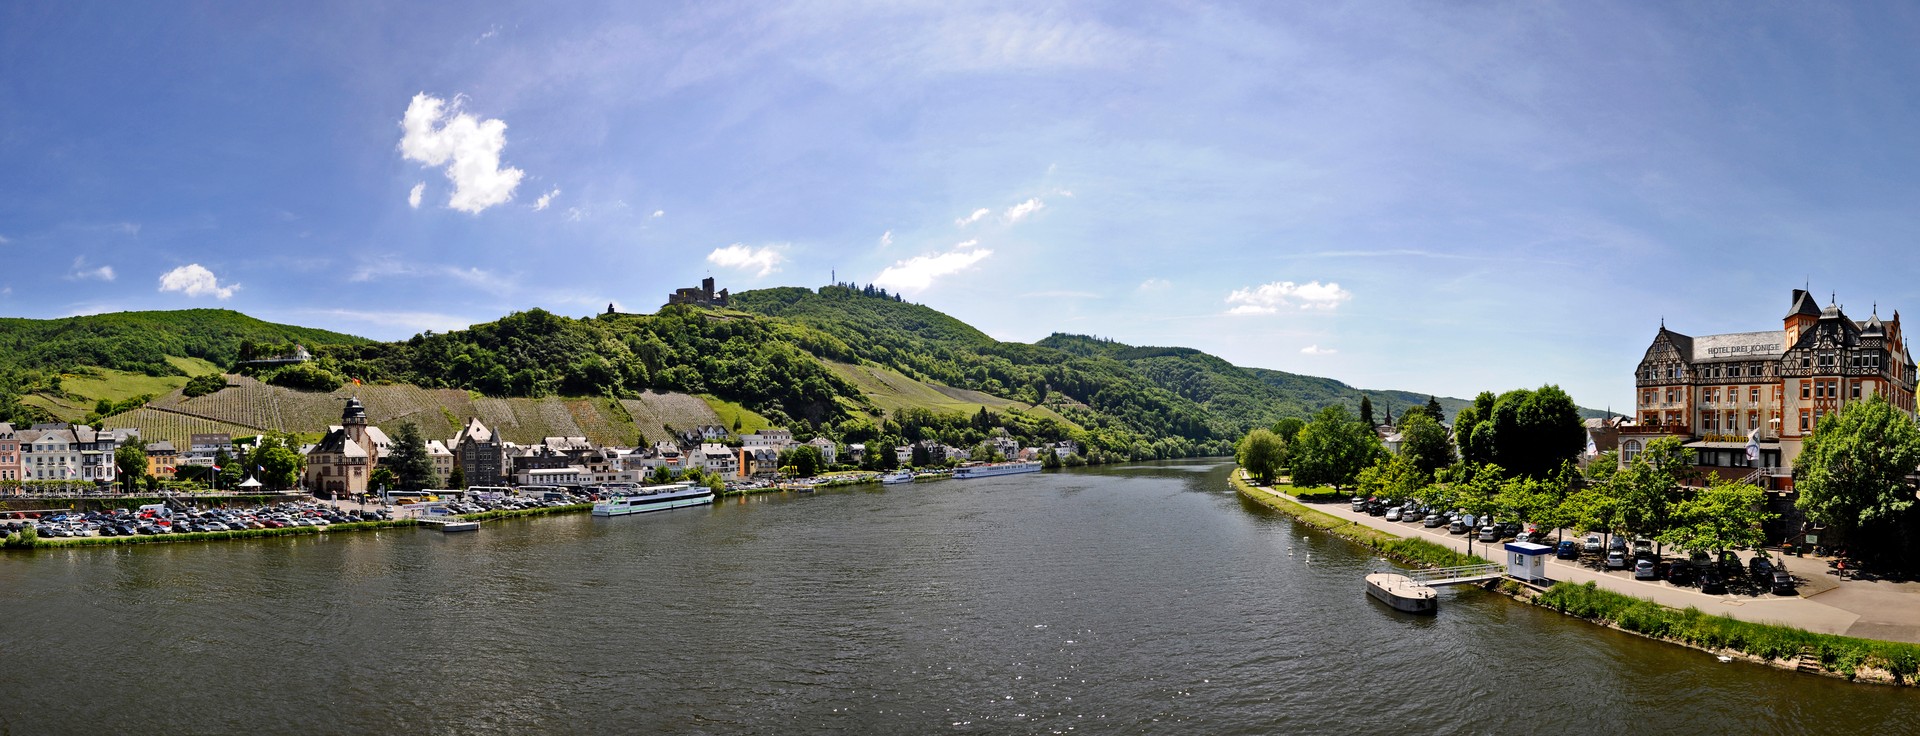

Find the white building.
[
  {"left": 742, "top": 429, "right": 794, "bottom": 451},
  {"left": 806, "top": 436, "right": 837, "bottom": 466}
]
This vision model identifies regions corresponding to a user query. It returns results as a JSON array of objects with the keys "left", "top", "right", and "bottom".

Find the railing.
[{"left": 1405, "top": 563, "right": 1505, "bottom": 586}]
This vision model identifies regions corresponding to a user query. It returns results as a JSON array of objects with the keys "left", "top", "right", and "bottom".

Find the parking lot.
[{"left": 1245, "top": 479, "right": 1920, "bottom": 643}]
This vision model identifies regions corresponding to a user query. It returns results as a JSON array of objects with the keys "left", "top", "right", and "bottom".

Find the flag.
[
  {"left": 1584, "top": 432, "right": 1598, "bottom": 458},
  {"left": 211, "top": 464, "right": 222, "bottom": 471},
  {"left": 1746, "top": 428, "right": 1760, "bottom": 462},
  {"left": 257, "top": 465, "right": 264, "bottom": 473}
]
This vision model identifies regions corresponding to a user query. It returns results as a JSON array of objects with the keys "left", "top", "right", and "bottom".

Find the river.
[{"left": 2, "top": 460, "right": 1913, "bottom": 733}]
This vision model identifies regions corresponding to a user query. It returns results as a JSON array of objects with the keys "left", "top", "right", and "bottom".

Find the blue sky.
[{"left": 7, "top": 2, "right": 1920, "bottom": 412}]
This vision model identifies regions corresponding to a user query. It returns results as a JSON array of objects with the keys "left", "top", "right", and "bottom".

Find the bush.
[
  {"left": 1293, "top": 489, "right": 1347, "bottom": 503},
  {"left": 261, "top": 363, "right": 345, "bottom": 391},
  {"left": 183, "top": 373, "right": 229, "bottom": 397}
]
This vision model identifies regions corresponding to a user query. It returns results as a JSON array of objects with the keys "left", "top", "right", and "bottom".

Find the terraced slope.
[{"left": 825, "top": 361, "right": 1077, "bottom": 426}]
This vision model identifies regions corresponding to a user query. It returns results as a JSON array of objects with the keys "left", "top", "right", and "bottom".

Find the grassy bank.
[
  {"left": 1536, "top": 581, "right": 1920, "bottom": 684},
  {"left": 455, "top": 503, "right": 593, "bottom": 521},
  {"left": 1230, "top": 470, "right": 1485, "bottom": 569},
  {"left": 15, "top": 519, "right": 420, "bottom": 549}
]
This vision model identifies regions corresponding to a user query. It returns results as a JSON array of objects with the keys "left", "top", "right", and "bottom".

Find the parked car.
[
  {"left": 1605, "top": 549, "right": 1628, "bottom": 570},
  {"left": 1608, "top": 536, "right": 1629, "bottom": 553},
  {"left": 1384, "top": 507, "right": 1402, "bottom": 522},
  {"left": 1700, "top": 570, "right": 1728, "bottom": 595},
  {"left": 1770, "top": 570, "right": 1796, "bottom": 596},
  {"left": 1718, "top": 551, "right": 1744, "bottom": 578},
  {"left": 1556, "top": 540, "right": 1580, "bottom": 559},
  {"left": 1582, "top": 534, "right": 1603, "bottom": 554},
  {"left": 1351, "top": 498, "right": 1367, "bottom": 512},
  {"left": 1403, "top": 509, "right": 1424, "bottom": 523},
  {"left": 1750, "top": 556, "right": 1776, "bottom": 585},
  {"left": 1424, "top": 514, "right": 1446, "bottom": 528},
  {"left": 1665, "top": 560, "right": 1695, "bottom": 585},
  {"left": 1478, "top": 526, "right": 1500, "bottom": 542},
  {"left": 1634, "top": 559, "right": 1658, "bottom": 580},
  {"left": 1449, "top": 520, "right": 1469, "bottom": 535},
  {"left": 1632, "top": 539, "right": 1656, "bottom": 561}
]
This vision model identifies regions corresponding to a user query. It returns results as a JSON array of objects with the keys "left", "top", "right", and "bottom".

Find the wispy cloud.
[
  {"left": 476, "top": 24, "right": 501, "bottom": 44},
  {"left": 651, "top": 209, "right": 665, "bottom": 218},
  {"left": 0, "top": 234, "right": 10, "bottom": 244},
  {"left": 1138, "top": 278, "right": 1172, "bottom": 292},
  {"left": 879, "top": 230, "right": 893, "bottom": 248},
  {"left": 955, "top": 208, "right": 990, "bottom": 227},
  {"left": 350, "top": 258, "right": 513, "bottom": 293},
  {"left": 1225, "top": 280, "right": 1351, "bottom": 315},
  {"left": 1300, "top": 345, "right": 1337, "bottom": 355},
  {"left": 1004, "top": 197, "right": 1045, "bottom": 223},
  {"left": 707, "top": 243, "right": 787, "bottom": 277},
  {"left": 157, "top": 264, "right": 239, "bottom": 300},
  {"left": 408, "top": 182, "right": 424, "bottom": 209},
  {"left": 69, "top": 257, "right": 115, "bottom": 282},
  {"left": 533, "top": 187, "right": 560, "bottom": 211},
  {"left": 873, "top": 240, "right": 993, "bottom": 293},
  {"left": 398, "top": 92, "right": 525, "bottom": 213}
]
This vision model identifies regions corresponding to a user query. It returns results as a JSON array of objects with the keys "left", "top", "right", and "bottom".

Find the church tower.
[{"left": 342, "top": 397, "right": 372, "bottom": 457}]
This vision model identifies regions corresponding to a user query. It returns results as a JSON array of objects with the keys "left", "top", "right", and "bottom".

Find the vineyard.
[{"left": 118, "top": 375, "right": 708, "bottom": 447}]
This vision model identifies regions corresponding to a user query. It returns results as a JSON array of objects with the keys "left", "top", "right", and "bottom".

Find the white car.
[
  {"left": 1583, "top": 534, "right": 1603, "bottom": 554},
  {"left": 1384, "top": 507, "right": 1402, "bottom": 522}
]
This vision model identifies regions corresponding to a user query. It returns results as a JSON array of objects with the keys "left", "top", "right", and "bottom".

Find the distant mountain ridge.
[{"left": 0, "top": 289, "right": 1605, "bottom": 461}]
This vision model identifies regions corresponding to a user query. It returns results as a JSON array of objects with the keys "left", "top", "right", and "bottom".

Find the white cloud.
[
  {"left": 476, "top": 24, "right": 500, "bottom": 43},
  {"left": 879, "top": 230, "right": 893, "bottom": 248},
  {"left": 70, "top": 257, "right": 114, "bottom": 282},
  {"left": 1300, "top": 345, "right": 1337, "bottom": 355},
  {"left": 706, "top": 243, "right": 786, "bottom": 277},
  {"left": 408, "top": 182, "right": 424, "bottom": 209},
  {"left": 1225, "top": 280, "right": 1352, "bottom": 314},
  {"left": 1004, "top": 197, "right": 1045, "bottom": 222},
  {"left": 955, "top": 208, "right": 990, "bottom": 227},
  {"left": 955, "top": 238, "right": 979, "bottom": 249},
  {"left": 1138, "top": 277, "right": 1172, "bottom": 292},
  {"left": 651, "top": 209, "right": 665, "bottom": 218},
  {"left": 873, "top": 242, "right": 995, "bottom": 293},
  {"left": 1, "top": 285, "right": 10, "bottom": 297},
  {"left": 534, "top": 187, "right": 560, "bottom": 211},
  {"left": 0, "top": 234, "right": 10, "bottom": 244},
  {"left": 157, "top": 264, "right": 240, "bottom": 300},
  {"left": 398, "top": 92, "right": 525, "bottom": 214}
]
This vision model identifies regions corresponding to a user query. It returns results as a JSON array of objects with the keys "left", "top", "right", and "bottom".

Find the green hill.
[{"left": 0, "top": 287, "right": 1607, "bottom": 463}]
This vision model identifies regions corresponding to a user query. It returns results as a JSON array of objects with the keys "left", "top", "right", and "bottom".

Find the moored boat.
[
  {"left": 952, "top": 461, "right": 1043, "bottom": 479},
  {"left": 880, "top": 471, "right": 914, "bottom": 485},
  {"left": 591, "top": 484, "right": 716, "bottom": 516}
]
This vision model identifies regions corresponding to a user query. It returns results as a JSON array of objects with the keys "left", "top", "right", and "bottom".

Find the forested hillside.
[{"left": 0, "top": 286, "right": 1603, "bottom": 463}]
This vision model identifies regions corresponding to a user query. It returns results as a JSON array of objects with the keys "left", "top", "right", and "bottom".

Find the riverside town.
[{"left": 12, "top": 3, "right": 1920, "bottom": 733}]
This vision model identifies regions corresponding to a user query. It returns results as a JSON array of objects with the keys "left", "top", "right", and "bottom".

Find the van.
[{"left": 137, "top": 504, "right": 170, "bottom": 518}]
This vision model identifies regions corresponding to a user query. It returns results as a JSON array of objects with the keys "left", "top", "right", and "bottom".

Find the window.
[
  {"left": 1623, "top": 440, "right": 1641, "bottom": 463},
  {"left": 1751, "top": 388, "right": 1761, "bottom": 404},
  {"left": 1801, "top": 410, "right": 1811, "bottom": 431},
  {"left": 1802, "top": 381, "right": 1812, "bottom": 399},
  {"left": 1853, "top": 382, "right": 1862, "bottom": 400}
]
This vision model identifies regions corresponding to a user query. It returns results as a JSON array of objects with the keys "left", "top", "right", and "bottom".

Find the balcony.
[{"left": 1621, "top": 424, "right": 1691, "bottom": 436}]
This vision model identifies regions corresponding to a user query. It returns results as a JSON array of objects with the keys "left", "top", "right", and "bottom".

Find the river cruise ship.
[
  {"left": 881, "top": 471, "right": 915, "bottom": 485},
  {"left": 591, "top": 484, "right": 715, "bottom": 516},
  {"left": 952, "top": 461, "right": 1043, "bottom": 479}
]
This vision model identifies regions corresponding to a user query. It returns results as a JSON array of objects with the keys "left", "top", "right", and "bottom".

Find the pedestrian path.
[{"left": 1239, "top": 479, "right": 1920, "bottom": 643}]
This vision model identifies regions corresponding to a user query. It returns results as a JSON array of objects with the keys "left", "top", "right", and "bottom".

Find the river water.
[{"left": 3, "top": 460, "right": 1913, "bottom": 733}]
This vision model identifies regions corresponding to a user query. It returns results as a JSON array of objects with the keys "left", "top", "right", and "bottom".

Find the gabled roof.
[
  {"left": 454, "top": 417, "right": 494, "bottom": 445},
  {"left": 145, "top": 440, "right": 176, "bottom": 453},
  {"left": 1787, "top": 288, "right": 1822, "bottom": 318},
  {"left": 1654, "top": 326, "right": 1694, "bottom": 361},
  {"left": 308, "top": 427, "right": 369, "bottom": 458}
]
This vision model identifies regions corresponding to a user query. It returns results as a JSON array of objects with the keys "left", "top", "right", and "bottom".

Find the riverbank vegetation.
[
  {"left": 1230, "top": 471, "right": 1485, "bottom": 568},
  {"left": 1537, "top": 581, "right": 1920, "bottom": 683}
]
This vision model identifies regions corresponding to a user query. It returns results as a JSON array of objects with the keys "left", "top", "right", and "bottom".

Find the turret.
[{"left": 1785, "top": 288, "right": 1820, "bottom": 346}]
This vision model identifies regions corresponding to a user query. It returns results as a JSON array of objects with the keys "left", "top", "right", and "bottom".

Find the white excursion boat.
[
  {"left": 880, "top": 471, "right": 915, "bottom": 485},
  {"left": 591, "top": 484, "right": 716, "bottom": 517},
  {"left": 952, "top": 461, "right": 1043, "bottom": 479}
]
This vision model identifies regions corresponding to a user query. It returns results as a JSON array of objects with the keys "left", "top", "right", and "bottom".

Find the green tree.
[
  {"left": 1042, "top": 447, "right": 1062, "bottom": 470},
  {"left": 705, "top": 474, "right": 726, "bottom": 494},
  {"left": 1359, "top": 395, "right": 1375, "bottom": 427},
  {"left": 447, "top": 465, "right": 466, "bottom": 490},
  {"left": 114, "top": 444, "right": 147, "bottom": 492},
  {"left": 1425, "top": 395, "right": 1444, "bottom": 422},
  {"left": 213, "top": 449, "right": 242, "bottom": 488},
  {"left": 1396, "top": 412, "right": 1454, "bottom": 478},
  {"left": 1610, "top": 436, "right": 1694, "bottom": 550},
  {"left": 647, "top": 465, "right": 674, "bottom": 484},
  {"left": 1452, "top": 391, "right": 1499, "bottom": 466},
  {"left": 387, "top": 422, "right": 438, "bottom": 491},
  {"left": 910, "top": 443, "right": 931, "bottom": 468},
  {"left": 1270, "top": 417, "right": 1306, "bottom": 444},
  {"left": 1659, "top": 477, "right": 1773, "bottom": 554},
  {"left": 1236, "top": 428, "right": 1286, "bottom": 485},
  {"left": 256, "top": 445, "right": 303, "bottom": 490},
  {"left": 369, "top": 466, "right": 397, "bottom": 492},
  {"left": 782, "top": 445, "right": 824, "bottom": 478},
  {"left": 1289, "top": 405, "right": 1382, "bottom": 489},
  {"left": 1795, "top": 394, "right": 1920, "bottom": 564},
  {"left": 1356, "top": 454, "right": 1424, "bottom": 501}
]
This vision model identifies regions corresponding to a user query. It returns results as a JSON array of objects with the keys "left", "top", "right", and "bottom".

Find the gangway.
[{"left": 1403, "top": 563, "right": 1504, "bottom": 586}]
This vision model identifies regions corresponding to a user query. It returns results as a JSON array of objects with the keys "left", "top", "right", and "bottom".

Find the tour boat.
[
  {"left": 881, "top": 471, "right": 915, "bottom": 485},
  {"left": 591, "top": 485, "right": 715, "bottom": 516},
  {"left": 952, "top": 461, "right": 1043, "bottom": 479}
]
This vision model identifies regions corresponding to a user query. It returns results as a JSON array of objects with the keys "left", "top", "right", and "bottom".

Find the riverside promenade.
[{"left": 1239, "top": 474, "right": 1920, "bottom": 644}]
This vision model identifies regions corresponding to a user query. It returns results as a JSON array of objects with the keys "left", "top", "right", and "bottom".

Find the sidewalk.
[{"left": 1240, "top": 477, "right": 1920, "bottom": 643}]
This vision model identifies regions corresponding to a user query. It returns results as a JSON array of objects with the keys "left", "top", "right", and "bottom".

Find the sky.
[{"left": 8, "top": 2, "right": 1920, "bottom": 412}]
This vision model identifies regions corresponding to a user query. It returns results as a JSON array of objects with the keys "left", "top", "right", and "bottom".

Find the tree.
[
  {"left": 647, "top": 465, "right": 674, "bottom": 484},
  {"left": 1289, "top": 405, "right": 1383, "bottom": 489},
  {"left": 1042, "top": 447, "right": 1062, "bottom": 470},
  {"left": 1356, "top": 454, "right": 1423, "bottom": 501},
  {"left": 255, "top": 445, "right": 303, "bottom": 490},
  {"left": 369, "top": 466, "right": 397, "bottom": 492},
  {"left": 387, "top": 422, "right": 438, "bottom": 491},
  {"left": 447, "top": 466, "right": 467, "bottom": 490},
  {"left": 910, "top": 443, "right": 931, "bottom": 468},
  {"left": 1609, "top": 436, "right": 1694, "bottom": 550},
  {"left": 705, "top": 474, "right": 725, "bottom": 494},
  {"left": 1453, "top": 386, "right": 1584, "bottom": 478},
  {"left": 1795, "top": 394, "right": 1920, "bottom": 565},
  {"left": 782, "top": 445, "right": 824, "bottom": 478},
  {"left": 1236, "top": 428, "right": 1286, "bottom": 485},
  {"left": 1270, "top": 417, "right": 1306, "bottom": 444},
  {"left": 213, "top": 450, "right": 242, "bottom": 488},
  {"left": 1659, "top": 477, "right": 1772, "bottom": 554},
  {"left": 114, "top": 445, "right": 147, "bottom": 492},
  {"left": 1359, "top": 395, "right": 1375, "bottom": 427},
  {"left": 1426, "top": 395, "right": 1444, "bottom": 423},
  {"left": 1452, "top": 391, "right": 1499, "bottom": 466},
  {"left": 1396, "top": 413, "right": 1454, "bottom": 478}
]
